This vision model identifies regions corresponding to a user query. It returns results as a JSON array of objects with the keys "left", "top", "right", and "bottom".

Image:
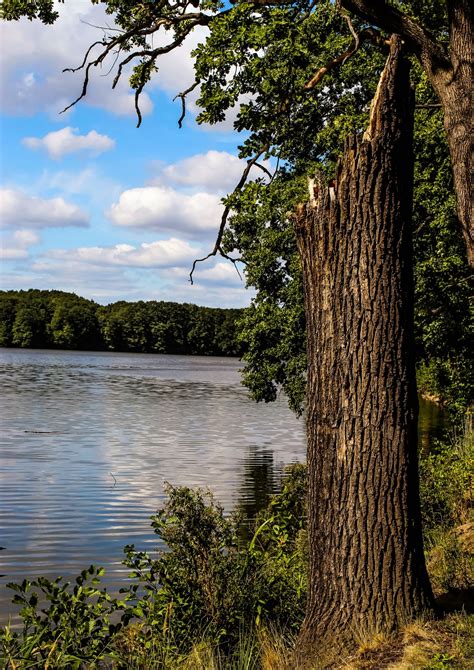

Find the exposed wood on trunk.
[{"left": 295, "top": 36, "right": 433, "bottom": 652}]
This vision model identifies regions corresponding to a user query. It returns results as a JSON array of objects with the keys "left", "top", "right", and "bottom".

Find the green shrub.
[
  {"left": 118, "top": 469, "right": 307, "bottom": 655},
  {"left": 0, "top": 566, "right": 126, "bottom": 668}
]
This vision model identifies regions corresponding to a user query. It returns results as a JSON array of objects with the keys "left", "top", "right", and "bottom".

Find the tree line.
[{"left": 0, "top": 290, "right": 244, "bottom": 357}]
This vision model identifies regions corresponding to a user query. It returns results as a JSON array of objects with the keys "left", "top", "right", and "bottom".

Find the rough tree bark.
[
  {"left": 342, "top": 0, "right": 473, "bottom": 267},
  {"left": 294, "top": 37, "right": 434, "bottom": 651}
]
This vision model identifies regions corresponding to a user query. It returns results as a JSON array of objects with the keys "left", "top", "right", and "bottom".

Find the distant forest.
[{"left": 0, "top": 290, "right": 244, "bottom": 356}]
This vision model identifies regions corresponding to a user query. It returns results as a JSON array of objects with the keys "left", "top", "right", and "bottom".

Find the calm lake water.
[
  {"left": 0, "top": 348, "right": 306, "bottom": 622},
  {"left": 0, "top": 348, "right": 445, "bottom": 622}
]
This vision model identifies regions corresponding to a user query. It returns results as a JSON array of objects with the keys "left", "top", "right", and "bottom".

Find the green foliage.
[
  {"left": 0, "top": 290, "right": 244, "bottom": 357},
  {"left": 118, "top": 470, "right": 307, "bottom": 655},
  {"left": 0, "top": 0, "right": 61, "bottom": 24},
  {"left": 419, "top": 423, "right": 473, "bottom": 543},
  {"left": 424, "top": 653, "right": 457, "bottom": 670},
  {"left": 420, "top": 421, "right": 473, "bottom": 595},
  {"left": 1, "top": 566, "right": 125, "bottom": 668}
]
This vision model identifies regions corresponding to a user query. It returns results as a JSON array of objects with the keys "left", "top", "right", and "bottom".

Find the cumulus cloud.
[
  {"left": 160, "top": 150, "right": 244, "bottom": 192},
  {"left": 151, "top": 150, "right": 272, "bottom": 194},
  {"left": 0, "top": 189, "right": 89, "bottom": 228},
  {"left": 46, "top": 238, "right": 200, "bottom": 269},
  {"left": 157, "top": 280, "right": 254, "bottom": 308},
  {"left": 23, "top": 127, "right": 115, "bottom": 159},
  {"left": 107, "top": 186, "right": 222, "bottom": 236},
  {"left": 0, "top": 229, "right": 40, "bottom": 260},
  {"left": 163, "top": 261, "right": 245, "bottom": 288}
]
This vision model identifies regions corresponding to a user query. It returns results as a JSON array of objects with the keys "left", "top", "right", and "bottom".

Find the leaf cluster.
[{"left": 1, "top": 566, "right": 125, "bottom": 668}]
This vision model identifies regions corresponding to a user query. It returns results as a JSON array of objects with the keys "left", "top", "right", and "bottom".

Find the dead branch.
[
  {"left": 415, "top": 103, "right": 442, "bottom": 109},
  {"left": 341, "top": 0, "right": 449, "bottom": 69},
  {"left": 190, "top": 144, "right": 270, "bottom": 284},
  {"left": 174, "top": 81, "right": 200, "bottom": 128},
  {"left": 60, "top": 10, "right": 212, "bottom": 122},
  {"left": 304, "top": 27, "right": 387, "bottom": 90}
]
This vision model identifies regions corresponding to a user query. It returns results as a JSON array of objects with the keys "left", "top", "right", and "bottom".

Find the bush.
[{"left": 0, "top": 566, "right": 125, "bottom": 668}]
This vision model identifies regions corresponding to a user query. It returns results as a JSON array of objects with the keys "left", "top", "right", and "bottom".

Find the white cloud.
[
  {"left": 151, "top": 150, "right": 272, "bottom": 194},
  {"left": 163, "top": 261, "right": 245, "bottom": 287},
  {"left": 0, "top": 189, "right": 89, "bottom": 228},
  {"left": 0, "top": 249, "right": 28, "bottom": 260},
  {"left": 0, "top": 4, "right": 153, "bottom": 118},
  {"left": 13, "top": 230, "right": 40, "bottom": 246},
  {"left": 107, "top": 186, "right": 222, "bottom": 236},
  {"left": 46, "top": 238, "right": 200, "bottom": 269},
  {"left": 160, "top": 150, "right": 244, "bottom": 192},
  {"left": 0, "top": 229, "right": 40, "bottom": 260},
  {"left": 23, "top": 127, "right": 115, "bottom": 159},
  {"left": 157, "top": 281, "right": 253, "bottom": 308}
]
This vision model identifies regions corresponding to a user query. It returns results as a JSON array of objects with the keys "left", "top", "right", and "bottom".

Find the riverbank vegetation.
[
  {"left": 0, "top": 290, "right": 243, "bottom": 357},
  {"left": 2, "top": 420, "right": 472, "bottom": 669}
]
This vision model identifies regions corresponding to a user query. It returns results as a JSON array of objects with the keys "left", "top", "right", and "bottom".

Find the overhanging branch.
[
  {"left": 60, "top": 10, "right": 213, "bottom": 123},
  {"left": 190, "top": 144, "right": 270, "bottom": 284},
  {"left": 304, "top": 27, "right": 387, "bottom": 90}
]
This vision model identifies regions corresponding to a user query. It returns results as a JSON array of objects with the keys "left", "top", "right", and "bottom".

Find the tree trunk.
[
  {"left": 432, "top": 0, "right": 473, "bottom": 267},
  {"left": 294, "top": 37, "right": 433, "bottom": 652}
]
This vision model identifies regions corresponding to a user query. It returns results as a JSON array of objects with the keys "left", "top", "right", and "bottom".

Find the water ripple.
[{"left": 0, "top": 349, "right": 306, "bottom": 622}]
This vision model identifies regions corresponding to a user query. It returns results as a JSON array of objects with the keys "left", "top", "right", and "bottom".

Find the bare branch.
[
  {"left": 190, "top": 144, "right": 270, "bottom": 284},
  {"left": 62, "top": 41, "right": 105, "bottom": 74},
  {"left": 304, "top": 28, "right": 386, "bottom": 90},
  {"left": 60, "top": 61, "right": 94, "bottom": 114},
  {"left": 134, "top": 75, "right": 148, "bottom": 128},
  {"left": 344, "top": 13, "right": 359, "bottom": 54},
  {"left": 415, "top": 103, "right": 442, "bottom": 109},
  {"left": 254, "top": 161, "right": 273, "bottom": 180},
  {"left": 60, "top": 11, "right": 213, "bottom": 120},
  {"left": 174, "top": 81, "right": 200, "bottom": 128}
]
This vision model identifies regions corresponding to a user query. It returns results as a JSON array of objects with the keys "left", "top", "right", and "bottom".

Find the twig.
[
  {"left": 174, "top": 81, "right": 200, "bottom": 128},
  {"left": 415, "top": 103, "right": 442, "bottom": 109}
]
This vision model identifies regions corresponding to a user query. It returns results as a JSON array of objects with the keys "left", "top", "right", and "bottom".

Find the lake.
[
  {"left": 0, "top": 348, "right": 306, "bottom": 622},
  {"left": 0, "top": 348, "right": 445, "bottom": 622}
]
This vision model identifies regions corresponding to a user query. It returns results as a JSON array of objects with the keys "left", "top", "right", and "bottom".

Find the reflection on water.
[
  {"left": 236, "top": 448, "right": 281, "bottom": 538},
  {"left": 418, "top": 396, "right": 447, "bottom": 452},
  {"left": 0, "top": 349, "right": 447, "bottom": 622},
  {"left": 0, "top": 349, "right": 305, "bottom": 621}
]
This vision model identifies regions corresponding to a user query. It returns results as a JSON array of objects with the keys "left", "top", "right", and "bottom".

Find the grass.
[{"left": 111, "top": 614, "right": 473, "bottom": 669}]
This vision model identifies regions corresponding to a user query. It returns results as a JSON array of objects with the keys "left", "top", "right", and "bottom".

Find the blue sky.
[{"left": 0, "top": 2, "right": 258, "bottom": 307}]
